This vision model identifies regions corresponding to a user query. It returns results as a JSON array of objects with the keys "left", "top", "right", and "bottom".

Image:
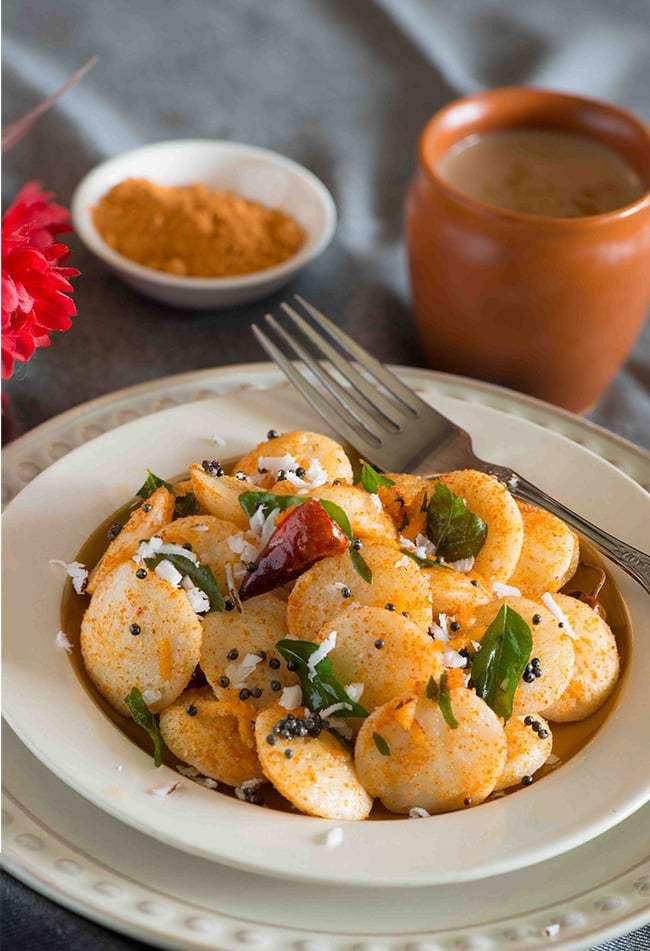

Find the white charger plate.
[
  {"left": 3, "top": 722, "right": 649, "bottom": 951},
  {"left": 3, "top": 366, "right": 650, "bottom": 892}
]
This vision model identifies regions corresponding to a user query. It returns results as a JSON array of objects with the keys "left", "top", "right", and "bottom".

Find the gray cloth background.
[{"left": 2, "top": 1, "right": 649, "bottom": 948}]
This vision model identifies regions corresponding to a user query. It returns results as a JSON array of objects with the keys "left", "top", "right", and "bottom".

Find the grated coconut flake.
[
  {"left": 225, "top": 652, "right": 263, "bottom": 687},
  {"left": 307, "top": 630, "right": 337, "bottom": 679},
  {"left": 414, "top": 533, "right": 437, "bottom": 560},
  {"left": 493, "top": 581, "right": 522, "bottom": 598},
  {"left": 345, "top": 682, "right": 365, "bottom": 702},
  {"left": 322, "top": 826, "right": 344, "bottom": 848},
  {"left": 133, "top": 536, "right": 163, "bottom": 563},
  {"left": 448, "top": 556, "right": 475, "bottom": 573},
  {"left": 429, "top": 613, "right": 450, "bottom": 641},
  {"left": 49, "top": 559, "right": 89, "bottom": 594},
  {"left": 443, "top": 649, "right": 467, "bottom": 669},
  {"left": 148, "top": 781, "right": 180, "bottom": 797},
  {"left": 55, "top": 630, "right": 73, "bottom": 653},
  {"left": 155, "top": 559, "right": 183, "bottom": 587},
  {"left": 279, "top": 685, "right": 303, "bottom": 710},
  {"left": 541, "top": 593, "right": 578, "bottom": 639},
  {"left": 320, "top": 701, "right": 352, "bottom": 718}
]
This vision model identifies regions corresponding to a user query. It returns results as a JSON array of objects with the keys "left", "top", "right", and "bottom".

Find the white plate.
[
  {"left": 3, "top": 722, "right": 649, "bottom": 951},
  {"left": 71, "top": 140, "right": 337, "bottom": 308},
  {"left": 3, "top": 367, "right": 650, "bottom": 890}
]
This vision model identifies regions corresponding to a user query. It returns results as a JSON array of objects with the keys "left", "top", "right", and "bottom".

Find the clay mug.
[{"left": 406, "top": 87, "right": 650, "bottom": 412}]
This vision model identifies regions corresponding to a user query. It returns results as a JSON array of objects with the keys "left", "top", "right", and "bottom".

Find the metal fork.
[{"left": 252, "top": 296, "right": 650, "bottom": 593}]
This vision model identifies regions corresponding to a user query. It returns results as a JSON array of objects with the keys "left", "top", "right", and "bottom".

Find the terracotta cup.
[{"left": 406, "top": 87, "right": 650, "bottom": 412}]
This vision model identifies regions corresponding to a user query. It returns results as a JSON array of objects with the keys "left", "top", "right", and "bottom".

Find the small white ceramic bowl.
[{"left": 71, "top": 140, "right": 337, "bottom": 309}]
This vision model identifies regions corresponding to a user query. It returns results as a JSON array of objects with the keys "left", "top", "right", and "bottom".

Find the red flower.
[{"left": 2, "top": 182, "right": 79, "bottom": 379}]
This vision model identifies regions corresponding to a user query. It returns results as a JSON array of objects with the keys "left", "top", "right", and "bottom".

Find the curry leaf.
[
  {"left": 124, "top": 687, "right": 164, "bottom": 767},
  {"left": 275, "top": 639, "right": 368, "bottom": 717},
  {"left": 426, "top": 673, "right": 458, "bottom": 727},
  {"left": 373, "top": 732, "right": 391, "bottom": 756},
  {"left": 144, "top": 553, "right": 225, "bottom": 612},
  {"left": 136, "top": 471, "right": 173, "bottom": 500},
  {"left": 240, "top": 492, "right": 353, "bottom": 537},
  {"left": 471, "top": 604, "right": 532, "bottom": 721},
  {"left": 174, "top": 491, "right": 199, "bottom": 518},
  {"left": 238, "top": 490, "right": 304, "bottom": 518},
  {"left": 319, "top": 499, "right": 352, "bottom": 539},
  {"left": 426, "top": 483, "right": 487, "bottom": 562},
  {"left": 426, "top": 675, "right": 439, "bottom": 699},
  {"left": 360, "top": 462, "right": 395, "bottom": 493},
  {"left": 318, "top": 500, "right": 373, "bottom": 583},
  {"left": 350, "top": 546, "right": 373, "bottom": 583},
  {"left": 438, "top": 672, "right": 459, "bottom": 729}
]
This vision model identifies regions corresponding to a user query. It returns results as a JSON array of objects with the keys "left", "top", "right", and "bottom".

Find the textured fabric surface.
[
  {"left": 2, "top": 1, "right": 649, "bottom": 948},
  {"left": 2, "top": 0, "right": 649, "bottom": 446}
]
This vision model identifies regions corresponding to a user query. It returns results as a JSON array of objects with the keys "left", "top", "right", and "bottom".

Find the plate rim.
[
  {"left": 3, "top": 756, "right": 650, "bottom": 951},
  {"left": 4, "top": 363, "right": 649, "bottom": 489},
  {"left": 3, "top": 366, "right": 650, "bottom": 891}
]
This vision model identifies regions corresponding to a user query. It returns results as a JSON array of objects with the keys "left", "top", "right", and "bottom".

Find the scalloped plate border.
[
  {"left": 2, "top": 362, "right": 649, "bottom": 951},
  {"left": 3, "top": 782, "right": 650, "bottom": 951}
]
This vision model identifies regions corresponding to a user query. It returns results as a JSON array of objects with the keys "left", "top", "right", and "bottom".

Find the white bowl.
[
  {"left": 3, "top": 370, "right": 649, "bottom": 888},
  {"left": 71, "top": 140, "right": 337, "bottom": 309}
]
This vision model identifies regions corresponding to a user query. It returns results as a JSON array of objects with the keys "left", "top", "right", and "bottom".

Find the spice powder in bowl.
[{"left": 92, "top": 178, "right": 306, "bottom": 278}]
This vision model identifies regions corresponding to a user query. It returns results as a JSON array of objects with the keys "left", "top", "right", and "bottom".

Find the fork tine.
[
  {"left": 280, "top": 302, "right": 404, "bottom": 429},
  {"left": 252, "top": 325, "right": 381, "bottom": 453},
  {"left": 264, "top": 313, "right": 388, "bottom": 440},
  {"left": 294, "top": 295, "right": 429, "bottom": 415}
]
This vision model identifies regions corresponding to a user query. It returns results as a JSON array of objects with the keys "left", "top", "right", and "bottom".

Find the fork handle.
[{"left": 512, "top": 474, "right": 650, "bottom": 594}]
